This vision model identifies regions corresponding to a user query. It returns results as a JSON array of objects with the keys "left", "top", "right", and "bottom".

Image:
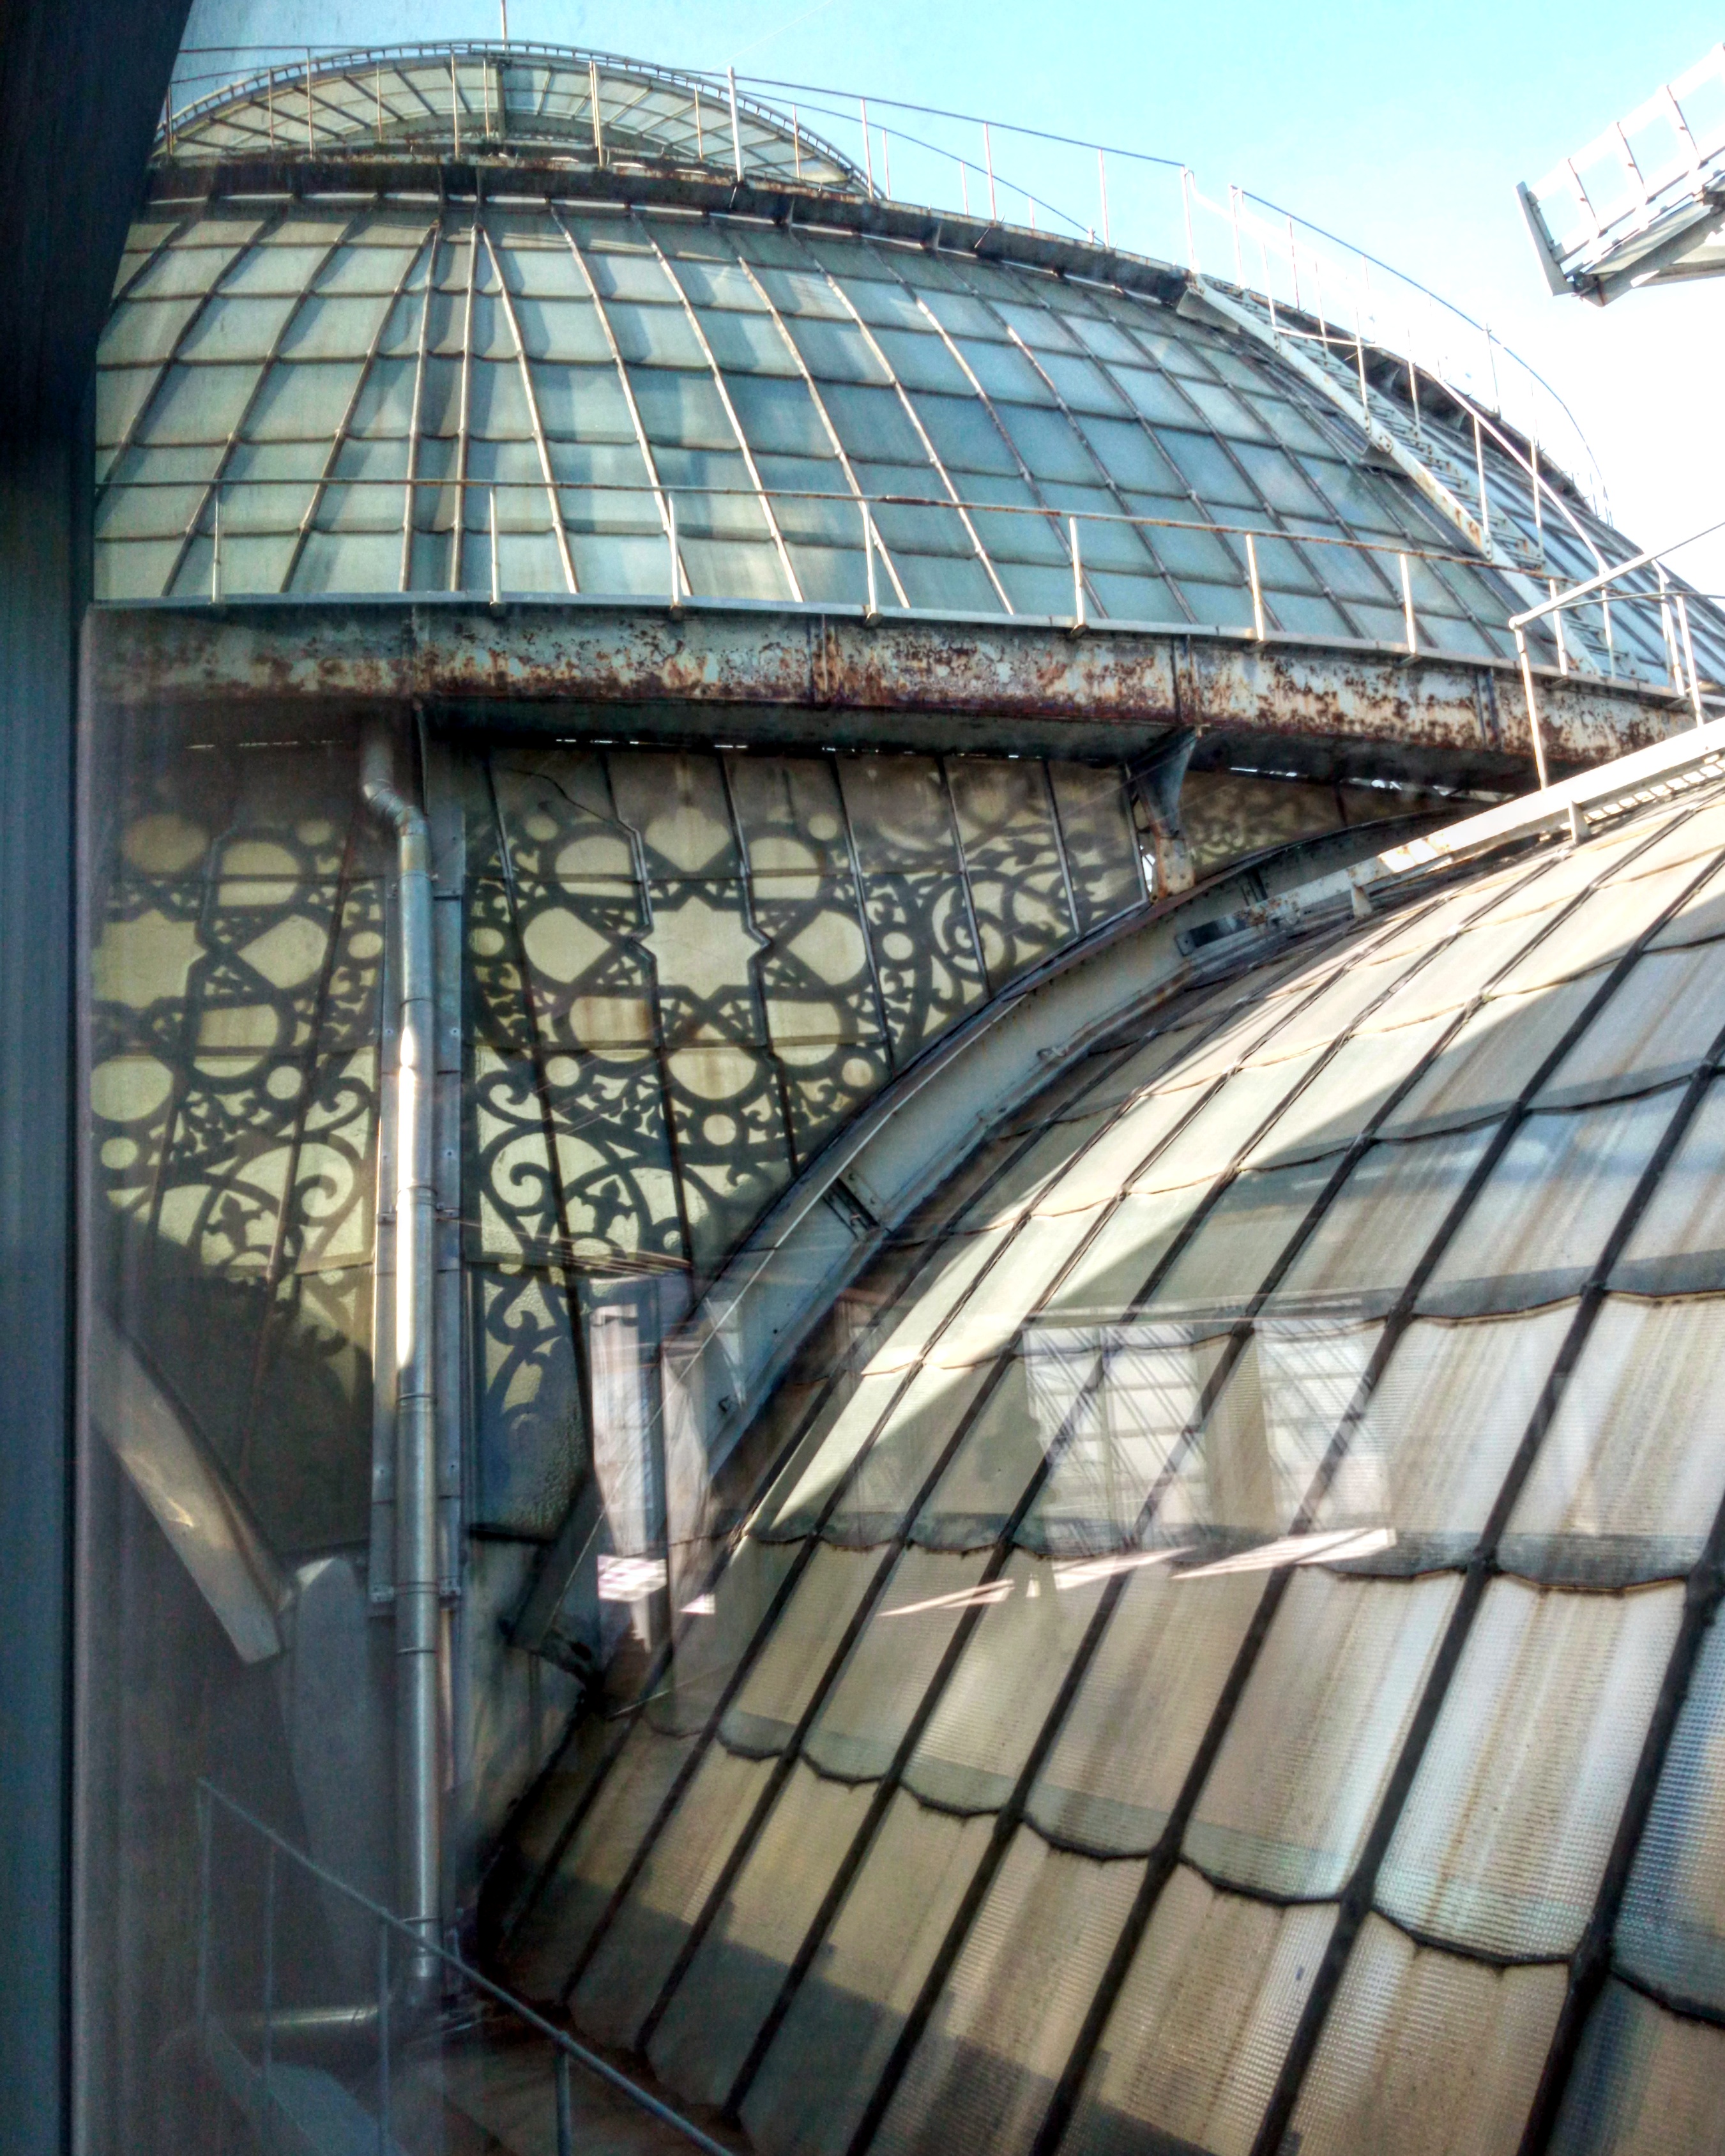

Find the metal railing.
[
  {"left": 194, "top": 1778, "right": 731, "bottom": 2156},
  {"left": 1508, "top": 512, "right": 1725, "bottom": 781},
  {"left": 102, "top": 471, "right": 1709, "bottom": 690},
  {"left": 157, "top": 43, "right": 1606, "bottom": 518}
]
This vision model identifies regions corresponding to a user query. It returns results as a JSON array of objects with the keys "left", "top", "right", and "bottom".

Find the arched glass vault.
[{"left": 494, "top": 769, "right": 1725, "bottom": 2156}]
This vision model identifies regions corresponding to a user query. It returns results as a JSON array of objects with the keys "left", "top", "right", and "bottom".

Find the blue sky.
[{"left": 173, "top": 0, "right": 1725, "bottom": 584}]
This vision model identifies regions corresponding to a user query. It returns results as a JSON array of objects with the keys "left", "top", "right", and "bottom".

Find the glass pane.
[
  {"left": 1288, "top": 1914, "right": 1565, "bottom": 2156},
  {"left": 1422, "top": 1095, "right": 1676, "bottom": 1317},
  {"left": 1028, "top": 1568, "right": 1263, "bottom": 1855},
  {"left": 647, "top": 1761, "right": 874, "bottom": 2107},
  {"left": 720, "top": 1543, "right": 886, "bottom": 1754},
  {"left": 1551, "top": 1981, "right": 1725, "bottom": 2156},
  {"left": 870, "top": 1831, "right": 1144, "bottom": 2156},
  {"left": 570, "top": 1745, "right": 771, "bottom": 2046},
  {"left": 1061, "top": 1864, "right": 1337, "bottom": 2156},
  {"left": 741, "top": 1795, "right": 993, "bottom": 2156},
  {"left": 1618, "top": 1616, "right": 1725, "bottom": 2010},
  {"left": 1185, "top": 1570, "right": 1457, "bottom": 1897},
  {"left": 1503, "top": 1296, "right": 1725, "bottom": 1583},
  {"left": 1379, "top": 1577, "right": 1683, "bottom": 1957}
]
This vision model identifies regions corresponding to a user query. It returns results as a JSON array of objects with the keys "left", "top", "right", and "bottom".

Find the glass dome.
[
  {"left": 496, "top": 770, "right": 1725, "bottom": 2156},
  {"left": 94, "top": 49, "right": 1724, "bottom": 694}
]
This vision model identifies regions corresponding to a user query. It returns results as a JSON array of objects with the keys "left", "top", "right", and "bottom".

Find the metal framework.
[{"left": 497, "top": 757, "right": 1725, "bottom": 2155}]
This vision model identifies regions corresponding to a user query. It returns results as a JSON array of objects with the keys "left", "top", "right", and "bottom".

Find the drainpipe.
[{"left": 360, "top": 727, "right": 440, "bottom": 1999}]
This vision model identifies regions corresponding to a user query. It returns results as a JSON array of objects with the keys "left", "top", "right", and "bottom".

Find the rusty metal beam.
[{"left": 86, "top": 597, "right": 1688, "bottom": 792}]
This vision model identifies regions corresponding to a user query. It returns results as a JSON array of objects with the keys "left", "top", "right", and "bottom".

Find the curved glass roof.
[
  {"left": 161, "top": 44, "right": 862, "bottom": 192},
  {"left": 95, "top": 162, "right": 1722, "bottom": 687},
  {"left": 503, "top": 771, "right": 1725, "bottom": 2153}
]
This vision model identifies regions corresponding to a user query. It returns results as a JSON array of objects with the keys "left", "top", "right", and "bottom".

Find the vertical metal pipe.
[
  {"left": 1399, "top": 552, "right": 1416, "bottom": 653},
  {"left": 1245, "top": 531, "right": 1266, "bottom": 641},
  {"left": 729, "top": 67, "right": 743, "bottom": 178},
  {"left": 374, "top": 62, "right": 382, "bottom": 143},
  {"left": 1516, "top": 628, "right": 1551, "bottom": 789},
  {"left": 985, "top": 125, "right": 998, "bottom": 221},
  {"left": 1097, "top": 148, "right": 1110, "bottom": 247},
  {"left": 694, "top": 86, "right": 703, "bottom": 161},
  {"left": 360, "top": 729, "right": 440, "bottom": 2001},
  {"left": 792, "top": 103, "right": 802, "bottom": 181},
  {"left": 1530, "top": 438, "right": 1544, "bottom": 540},
  {"left": 1678, "top": 592, "right": 1705, "bottom": 724},
  {"left": 306, "top": 50, "right": 315, "bottom": 152},
  {"left": 1548, "top": 581, "right": 1569, "bottom": 674},
  {"left": 451, "top": 52, "right": 460, "bottom": 160},
  {"left": 667, "top": 494, "right": 681, "bottom": 615},
  {"left": 589, "top": 59, "right": 604, "bottom": 165},
  {"left": 210, "top": 490, "right": 222, "bottom": 604},
  {"left": 1659, "top": 564, "right": 1680, "bottom": 685},
  {"left": 860, "top": 98, "right": 874, "bottom": 197},
  {"left": 1602, "top": 588, "right": 1616, "bottom": 674},
  {"left": 489, "top": 487, "right": 500, "bottom": 608}
]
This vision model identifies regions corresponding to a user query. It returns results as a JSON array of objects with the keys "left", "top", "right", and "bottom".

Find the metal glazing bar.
[
  {"left": 1038, "top": 813, "right": 1716, "bottom": 2156},
  {"left": 1244, "top": 830, "right": 1725, "bottom": 2156},
  {"left": 547, "top": 206, "right": 677, "bottom": 568},
  {"left": 399, "top": 216, "right": 441, "bottom": 591},
  {"left": 98, "top": 202, "right": 295, "bottom": 490},
  {"left": 738, "top": 866, "right": 1546, "bottom": 2144},
  {"left": 869, "top": 258, "right": 1068, "bottom": 599},
  {"left": 798, "top": 245, "right": 1012, "bottom": 611},
  {"left": 716, "top": 753, "right": 804, "bottom": 1178},
  {"left": 831, "top": 754, "right": 896, "bottom": 1066},
  {"left": 478, "top": 222, "right": 579, "bottom": 593},
  {"left": 284, "top": 221, "right": 437, "bottom": 593},
  {"left": 637, "top": 222, "right": 804, "bottom": 602},
  {"left": 160, "top": 211, "right": 360, "bottom": 598},
  {"left": 448, "top": 218, "right": 480, "bottom": 593},
  {"left": 726, "top": 245, "right": 909, "bottom": 607},
  {"left": 648, "top": 944, "right": 1399, "bottom": 2079}
]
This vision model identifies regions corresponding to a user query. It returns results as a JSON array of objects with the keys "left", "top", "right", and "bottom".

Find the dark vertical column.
[{"left": 0, "top": 428, "right": 76, "bottom": 2156}]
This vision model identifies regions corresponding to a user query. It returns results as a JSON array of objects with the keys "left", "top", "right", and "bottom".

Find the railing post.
[
  {"left": 1180, "top": 166, "right": 1197, "bottom": 272},
  {"left": 1245, "top": 531, "right": 1266, "bottom": 642},
  {"left": 450, "top": 51, "right": 459, "bottom": 160},
  {"left": 210, "top": 490, "right": 222, "bottom": 605},
  {"left": 1678, "top": 591, "right": 1705, "bottom": 725},
  {"left": 1399, "top": 552, "right": 1416, "bottom": 655},
  {"left": 489, "top": 488, "right": 501, "bottom": 610},
  {"left": 728, "top": 66, "right": 743, "bottom": 179},
  {"left": 195, "top": 1786, "right": 213, "bottom": 2049},
  {"left": 1659, "top": 565, "right": 1680, "bottom": 687},
  {"left": 307, "top": 49, "right": 316, "bottom": 153},
  {"left": 860, "top": 96, "right": 873, "bottom": 197},
  {"left": 1097, "top": 148, "right": 1110, "bottom": 248},
  {"left": 589, "top": 57, "right": 605, "bottom": 165},
  {"left": 1547, "top": 581, "right": 1568, "bottom": 674},
  {"left": 791, "top": 103, "right": 802, "bottom": 181},
  {"left": 861, "top": 501, "right": 879, "bottom": 624},
  {"left": 377, "top": 1920, "right": 391, "bottom": 2156},
  {"left": 958, "top": 154, "right": 969, "bottom": 216},
  {"left": 1353, "top": 314, "right": 1370, "bottom": 421},
  {"left": 1229, "top": 185, "right": 1244, "bottom": 284},
  {"left": 1530, "top": 437, "right": 1544, "bottom": 542},
  {"left": 262, "top": 1841, "right": 277, "bottom": 2151},
  {"left": 984, "top": 123, "right": 997, "bottom": 222},
  {"left": 556, "top": 2049, "right": 575, "bottom": 2156},
  {"left": 1069, "top": 515, "right": 1085, "bottom": 634},
  {"left": 1602, "top": 588, "right": 1616, "bottom": 675},
  {"left": 1473, "top": 413, "right": 1493, "bottom": 549},
  {"left": 667, "top": 496, "right": 682, "bottom": 618},
  {"left": 1516, "top": 628, "right": 1551, "bottom": 790}
]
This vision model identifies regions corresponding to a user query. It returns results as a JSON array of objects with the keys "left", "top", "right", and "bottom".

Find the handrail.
[
  {"left": 156, "top": 41, "right": 1604, "bottom": 515},
  {"left": 91, "top": 471, "right": 1719, "bottom": 688},
  {"left": 195, "top": 1778, "right": 733, "bottom": 2156}
]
